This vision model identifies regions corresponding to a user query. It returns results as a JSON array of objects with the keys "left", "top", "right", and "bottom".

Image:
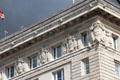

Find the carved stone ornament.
[
  {"left": 89, "top": 20, "right": 105, "bottom": 43},
  {"left": 16, "top": 58, "right": 25, "bottom": 74},
  {"left": 66, "top": 35, "right": 77, "bottom": 52},
  {"left": 104, "top": 31, "right": 112, "bottom": 47},
  {"left": 39, "top": 48, "right": 49, "bottom": 64},
  {"left": 46, "top": 48, "right": 53, "bottom": 61},
  {"left": 75, "top": 32, "right": 83, "bottom": 49},
  {"left": 62, "top": 40, "right": 68, "bottom": 54}
]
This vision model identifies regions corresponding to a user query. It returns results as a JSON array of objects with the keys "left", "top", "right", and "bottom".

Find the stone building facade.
[{"left": 0, "top": 0, "right": 120, "bottom": 80}]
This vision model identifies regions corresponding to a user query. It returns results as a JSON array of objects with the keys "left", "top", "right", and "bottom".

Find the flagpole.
[
  {"left": 3, "top": 19, "right": 8, "bottom": 38},
  {"left": 0, "top": 18, "right": 8, "bottom": 38},
  {"left": 0, "top": 10, "right": 7, "bottom": 38},
  {"left": 0, "top": 19, "right": 6, "bottom": 38}
]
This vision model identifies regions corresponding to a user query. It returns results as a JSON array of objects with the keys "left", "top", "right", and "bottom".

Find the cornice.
[
  {"left": 0, "top": 0, "right": 120, "bottom": 56},
  {"left": 0, "top": 0, "right": 96, "bottom": 55}
]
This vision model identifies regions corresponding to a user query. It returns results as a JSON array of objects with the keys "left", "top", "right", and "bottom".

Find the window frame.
[
  {"left": 112, "top": 34, "right": 118, "bottom": 49},
  {"left": 53, "top": 44, "right": 62, "bottom": 59},
  {"left": 53, "top": 69, "right": 64, "bottom": 80},
  {"left": 29, "top": 55, "right": 38, "bottom": 69},
  {"left": 6, "top": 65, "right": 15, "bottom": 79},
  {"left": 115, "top": 60, "right": 120, "bottom": 76},
  {"left": 81, "top": 32, "right": 88, "bottom": 47},
  {"left": 81, "top": 57, "right": 90, "bottom": 75}
]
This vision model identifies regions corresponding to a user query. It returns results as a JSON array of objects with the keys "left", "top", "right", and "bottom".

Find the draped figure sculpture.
[
  {"left": 66, "top": 35, "right": 77, "bottom": 52},
  {"left": 39, "top": 48, "right": 48, "bottom": 64},
  {"left": 16, "top": 58, "right": 25, "bottom": 74}
]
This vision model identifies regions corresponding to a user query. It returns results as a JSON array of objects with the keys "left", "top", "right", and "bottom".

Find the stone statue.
[
  {"left": 75, "top": 32, "right": 83, "bottom": 49},
  {"left": 66, "top": 35, "right": 77, "bottom": 52},
  {"left": 47, "top": 48, "right": 53, "bottom": 61},
  {"left": 73, "top": 36, "right": 78, "bottom": 50},
  {"left": 16, "top": 58, "right": 25, "bottom": 74},
  {"left": 104, "top": 31, "right": 112, "bottom": 47},
  {"left": 67, "top": 36, "right": 74, "bottom": 52},
  {"left": 62, "top": 39, "right": 68, "bottom": 54},
  {"left": 89, "top": 20, "right": 105, "bottom": 43},
  {"left": 39, "top": 48, "right": 48, "bottom": 64}
]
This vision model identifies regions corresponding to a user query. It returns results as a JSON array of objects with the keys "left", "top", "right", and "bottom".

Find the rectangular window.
[
  {"left": 54, "top": 69, "right": 64, "bottom": 80},
  {"left": 82, "top": 32, "right": 88, "bottom": 46},
  {"left": 7, "top": 65, "right": 15, "bottom": 79},
  {"left": 112, "top": 37, "right": 117, "bottom": 49},
  {"left": 82, "top": 58, "right": 90, "bottom": 75},
  {"left": 30, "top": 56, "right": 38, "bottom": 69},
  {"left": 115, "top": 60, "right": 120, "bottom": 76},
  {"left": 54, "top": 45, "right": 62, "bottom": 59}
]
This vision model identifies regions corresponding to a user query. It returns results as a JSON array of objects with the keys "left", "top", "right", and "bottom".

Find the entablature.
[{"left": 0, "top": 0, "right": 120, "bottom": 58}]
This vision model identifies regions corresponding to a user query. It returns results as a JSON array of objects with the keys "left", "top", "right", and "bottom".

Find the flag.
[{"left": 0, "top": 10, "right": 5, "bottom": 19}]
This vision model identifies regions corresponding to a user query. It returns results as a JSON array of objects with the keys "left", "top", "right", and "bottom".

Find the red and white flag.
[{"left": 0, "top": 10, "right": 5, "bottom": 19}]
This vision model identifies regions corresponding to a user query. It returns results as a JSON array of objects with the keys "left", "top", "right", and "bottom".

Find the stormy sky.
[{"left": 0, "top": 0, "right": 119, "bottom": 39}]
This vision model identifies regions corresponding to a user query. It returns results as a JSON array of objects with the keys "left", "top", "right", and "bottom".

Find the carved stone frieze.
[
  {"left": 75, "top": 32, "right": 83, "bottom": 49},
  {"left": 62, "top": 39, "right": 68, "bottom": 54},
  {"left": 16, "top": 58, "right": 25, "bottom": 74},
  {"left": 89, "top": 20, "right": 113, "bottom": 47},
  {"left": 46, "top": 48, "right": 53, "bottom": 62},
  {"left": 104, "top": 31, "right": 112, "bottom": 47},
  {"left": 65, "top": 35, "right": 78, "bottom": 52},
  {"left": 89, "top": 20, "right": 106, "bottom": 44},
  {"left": 38, "top": 48, "right": 53, "bottom": 66},
  {"left": 39, "top": 48, "right": 48, "bottom": 64}
]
